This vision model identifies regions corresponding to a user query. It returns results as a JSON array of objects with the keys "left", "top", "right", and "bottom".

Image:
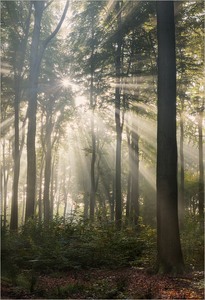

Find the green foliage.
[
  {"left": 181, "top": 214, "right": 204, "bottom": 270},
  {"left": 2, "top": 214, "right": 203, "bottom": 295},
  {"left": 2, "top": 217, "right": 152, "bottom": 284}
]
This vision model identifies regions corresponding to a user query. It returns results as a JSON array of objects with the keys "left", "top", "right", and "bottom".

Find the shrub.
[
  {"left": 2, "top": 217, "right": 150, "bottom": 279},
  {"left": 181, "top": 213, "right": 204, "bottom": 270}
]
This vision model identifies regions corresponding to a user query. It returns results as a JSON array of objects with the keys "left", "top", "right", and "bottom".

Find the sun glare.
[
  {"left": 61, "top": 78, "right": 70, "bottom": 88},
  {"left": 75, "top": 96, "right": 87, "bottom": 106}
]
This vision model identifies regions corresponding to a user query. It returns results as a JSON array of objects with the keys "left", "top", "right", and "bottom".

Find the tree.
[
  {"left": 25, "top": 0, "right": 69, "bottom": 221},
  {"left": 156, "top": 1, "right": 184, "bottom": 273},
  {"left": 10, "top": 2, "right": 32, "bottom": 230},
  {"left": 198, "top": 103, "right": 204, "bottom": 224},
  {"left": 114, "top": 1, "right": 123, "bottom": 229},
  {"left": 88, "top": 3, "right": 98, "bottom": 221}
]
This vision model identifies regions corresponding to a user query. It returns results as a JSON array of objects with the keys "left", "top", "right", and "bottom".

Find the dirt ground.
[{"left": 1, "top": 267, "right": 204, "bottom": 299}]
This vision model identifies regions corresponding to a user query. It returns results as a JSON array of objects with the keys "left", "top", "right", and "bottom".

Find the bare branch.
[{"left": 42, "top": 0, "right": 69, "bottom": 51}]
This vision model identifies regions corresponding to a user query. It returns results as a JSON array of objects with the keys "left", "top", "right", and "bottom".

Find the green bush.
[
  {"left": 1, "top": 217, "right": 151, "bottom": 279},
  {"left": 181, "top": 213, "right": 204, "bottom": 270}
]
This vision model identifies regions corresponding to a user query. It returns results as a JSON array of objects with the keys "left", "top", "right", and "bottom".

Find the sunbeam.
[
  {"left": 0, "top": 116, "right": 14, "bottom": 131},
  {"left": 140, "top": 162, "right": 156, "bottom": 191}
]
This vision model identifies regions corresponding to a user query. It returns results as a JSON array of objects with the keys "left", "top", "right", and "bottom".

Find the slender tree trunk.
[
  {"left": 56, "top": 193, "right": 60, "bottom": 217},
  {"left": 43, "top": 116, "right": 52, "bottom": 223},
  {"left": 3, "top": 142, "right": 8, "bottom": 228},
  {"left": 84, "top": 191, "right": 89, "bottom": 220},
  {"left": 156, "top": 1, "right": 184, "bottom": 274},
  {"left": 90, "top": 14, "right": 96, "bottom": 221},
  {"left": 110, "top": 174, "right": 115, "bottom": 222},
  {"left": 26, "top": 2, "right": 44, "bottom": 221},
  {"left": 38, "top": 156, "right": 44, "bottom": 222},
  {"left": 198, "top": 109, "right": 204, "bottom": 223},
  {"left": 63, "top": 197, "right": 68, "bottom": 221},
  {"left": 10, "top": 77, "right": 20, "bottom": 230},
  {"left": 63, "top": 182, "right": 68, "bottom": 222},
  {"left": 21, "top": 184, "right": 26, "bottom": 225},
  {"left": 130, "top": 130, "right": 139, "bottom": 227},
  {"left": 0, "top": 167, "right": 3, "bottom": 227},
  {"left": 115, "top": 1, "right": 123, "bottom": 230},
  {"left": 178, "top": 109, "right": 185, "bottom": 225},
  {"left": 126, "top": 129, "right": 131, "bottom": 224},
  {"left": 10, "top": 4, "right": 32, "bottom": 230},
  {"left": 50, "top": 158, "right": 55, "bottom": 221},
  {"left": 90, "top": 119, "right": 96, "bottom": 220}
]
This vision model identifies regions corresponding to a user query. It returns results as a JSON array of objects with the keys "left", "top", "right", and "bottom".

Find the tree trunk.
[
  {"left": 2, "top": 141, "right": 8, "bottom": 228},
  {"left": 50, "top": 158, "right": 56, "bottom": 221},
  {"left": 21, "top": 184, "right": 26, "bottom": 225},
  {"left": 10, "top": 77, "right": 20, "bottom": 230},
  {"left": 126, "top": 129, "right": 131, "bottom": 224},
  {"left": 130, "top": 130, "right": 139, "bottom": 227},
  {"left": 10, "top": 4, "right": 32, "bottom": 230},
  {"left": 38, "top": 156, "right": 44, "bottom": 222},
  {"left": 84, "top": 191, "right": 89, "bottom": 220},
  {"left": 198, "top": 109, "right": 204, "bottom": 224},
  {"left": 43, "top": 116, "right": 52, "bottom": 223},
  {"left": 178, "top": 110, "right": 185, "bottom": 226},
  {"left": 156, "top": 1, "right": 184, "bottom": 274},
  {"left": 115, "top": 1, "right": 123, "bottom": 230},
  {"left": 25, "top": 0, "right": 69, "bottom": 222},
  {"left": 26, "top": 2, "right": 44, "bottom": 221},
  {"left": 0, "top": 167, "right": 3, "bottom": 227},
  {"left": 89, "top": 14, "right": 96, "bottom": 221}
]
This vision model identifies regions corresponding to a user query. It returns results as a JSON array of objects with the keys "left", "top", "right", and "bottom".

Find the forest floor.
[{"left": 1, "top": 267, "right": 204, "bottom": 299}]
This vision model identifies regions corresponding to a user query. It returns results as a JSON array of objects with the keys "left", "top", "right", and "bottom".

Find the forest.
[{"left": 1, "top": 0, "right": 204, "bottom": 299}]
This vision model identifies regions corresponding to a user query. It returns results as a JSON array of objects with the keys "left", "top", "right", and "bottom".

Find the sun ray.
[
  {"left": 0, "top": 116, "right": 14, "bottom": 131},
  {"left": 140, "top": 162, "right": 156, "bottom": 191}
]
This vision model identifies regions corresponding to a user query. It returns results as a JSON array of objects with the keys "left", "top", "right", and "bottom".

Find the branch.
[{"left": 42, "top": 0, "right": 69, "bottom": 50}]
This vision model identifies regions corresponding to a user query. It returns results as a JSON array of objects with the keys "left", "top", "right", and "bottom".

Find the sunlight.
[
  {"left": 125, "top": 111, "right": 157, "bottom": 148},
  {"left": 0, "top": 116, "right": 14, "bottom": 131},
  {"left": 140, "top": 163, "right": 156, "bottom": 190},
  {"left": 75, "top": 95, "right": 88, "bottom": 107},
  {"left": 61, "top": 77, "right": 70, "bottom": 88}
]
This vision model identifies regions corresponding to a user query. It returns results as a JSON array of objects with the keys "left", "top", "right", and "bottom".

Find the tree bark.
[
  {"left": 25, "top": 0, "right": 69, "bottom": 221},
  {"left": 89, "top": 14, "right": 96, "bottom": 221},
  {"left": 130, "top": 130, "right": 139, "bottom": 227},
  {"left": 43, "top": 115, "right": 53, "bottom": 223},
  {"left": 50, "top": 158, "right": 56, "bottom": 220},
  {"left": 126, "top": 128, "right": 131, "bottom": 224},
  {"left": 10, "top": 76, "right": 20, "bottom": 230},
  {"left": 115, "top": 1, "right": 123, "bottom": 230},
  {"left": 198, "top": 108, "right": 204, "bottom": 224},
  {"left": 26, "top": 1, "right": 44, "bottom": 221},
  {"left": 156, "top": 1, "right": 184, "bottom": 274},
  {"left": 3, "top": 141, "right": 8, "bottom": 228},
  {"left": 38, "top": 156, "right": 44, "bottom": 222},
  {"left": 10, "top": 3, "right": 32, "bottom": 230},
  {"left": 178, "top": 109, "right": 185, "bottom": 226}
]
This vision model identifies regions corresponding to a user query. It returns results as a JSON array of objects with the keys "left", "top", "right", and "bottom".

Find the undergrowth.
[
  {"left": 1, "top": 213, "right": 203, "bottom": 295},
  {"left": 1, "top": 216, "right": 155, "bottom": 284}
]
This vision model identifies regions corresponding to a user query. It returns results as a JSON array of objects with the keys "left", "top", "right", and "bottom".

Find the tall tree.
[
  {"left": 178, "top": 104, "right": 185, "bottom": 225},
  {"left": 198, "top": 104, "right": 204, "bottom": 224},
  {"left": 156, "top": 1, "right": 184, "bottom": 273},
  {"left": 43, "top": 100, "right": 53, "bottom": 223},
  {"left": 25, "top": 0, "right": 69, "bottom": 221},
  {"left": 115, "top": 1, "right": 123, "bottom": 229},
  {"left": 10, "top": 2, "right": 32, "bottom": 230},
  {"left": 130, "top": 129, "right": 139, "bottom": 226},
  {"left": 26, "top": 1, "right": 45, "bottom": 221},
  {"left": 89, "top": 10, "right": 96, "bottom": 221}
]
